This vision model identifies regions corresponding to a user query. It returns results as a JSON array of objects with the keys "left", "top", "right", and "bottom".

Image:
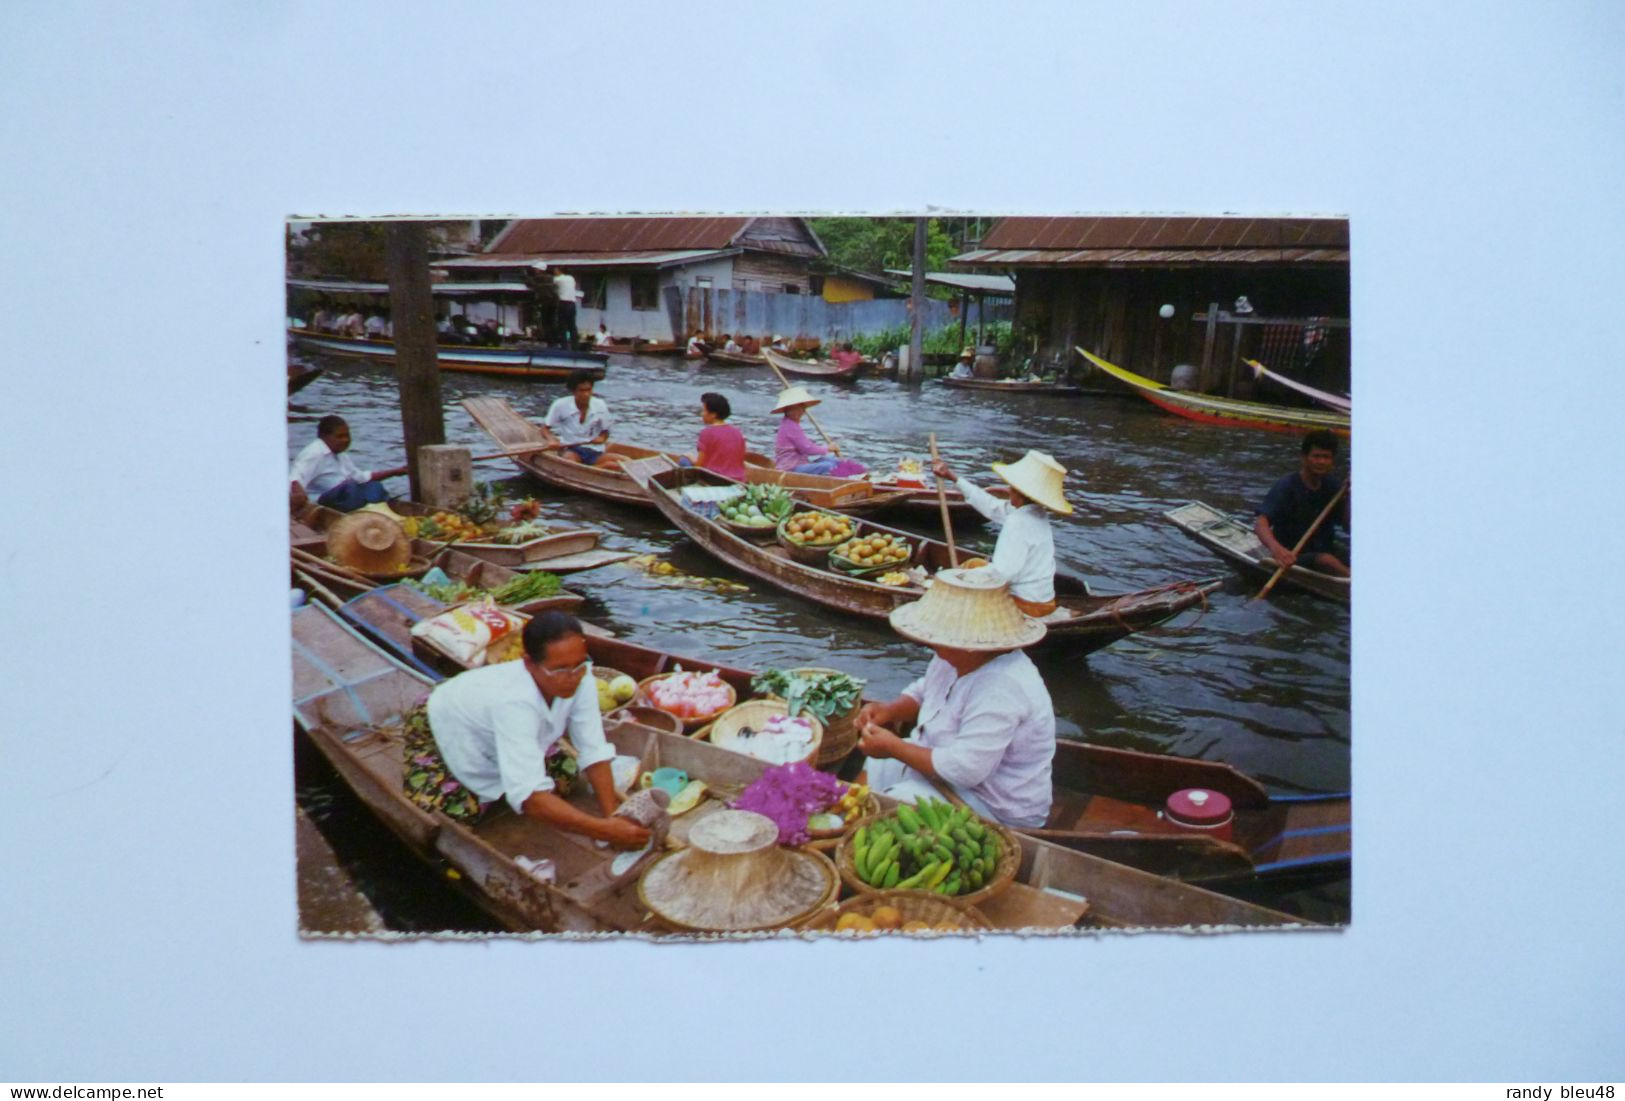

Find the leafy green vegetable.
[
  {"left": 750, "top": 668, "right": 865, "bottom": 723},
  {"left": 406, "top": 578, "right": 485, "bottom": 604},
  {"left": 489, "top": 571, "right": 561, "bottom": 604}
]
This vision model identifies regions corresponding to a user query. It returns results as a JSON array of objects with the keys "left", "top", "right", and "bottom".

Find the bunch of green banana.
[{"left": 847, "top": 797, "right": 1002, "bottom": 897}]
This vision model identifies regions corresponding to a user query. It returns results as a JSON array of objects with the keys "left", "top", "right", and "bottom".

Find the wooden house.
[{"left": 952, "top": 217, "right": 1350, "bottom": 395}]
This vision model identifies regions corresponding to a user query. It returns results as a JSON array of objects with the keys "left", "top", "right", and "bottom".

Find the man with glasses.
[{"left": 403, "top": 611, "right": 649, "bottom": 849}]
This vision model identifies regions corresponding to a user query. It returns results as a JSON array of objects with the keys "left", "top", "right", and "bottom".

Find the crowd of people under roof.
[{"left": 292, "top": 355, "right": 1349, "bottom": 841}]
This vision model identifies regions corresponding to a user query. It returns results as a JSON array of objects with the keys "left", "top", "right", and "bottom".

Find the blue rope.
[
  {"left": 292, "top": 634, "right": 375, "bottom": 728},
  {"left": 340, "top": 586, "right": 445, "bottom": 680}
]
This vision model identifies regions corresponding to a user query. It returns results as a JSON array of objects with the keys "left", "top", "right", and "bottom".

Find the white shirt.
[
  {"left": 545, "top": 395, "right": 613, "bottom": 446},
  {"left": 956, "top": 478, "right": 1056, "bottom": 603},
  {"left": 686, "top": 335, "right": 705, "bottom": 353},
  {"left": 364, "top": 315, "right": 387, "bottom": 336},
  {"left": 723, "top": 339, "right": 741, "bottom": 352},
  {"left": 427, "top": 660, "right": 617, "bottom": 814},
  {"left": 289, "top": 436, "right": 370, "bottom": 496},
  {"left": 901, "top": 651, "right": 1056, "bottom": 828},
  {"left": 594, "top": 330, "right": 614, "bottom": 345},
  {"left": 553, "top": 273, "right": 579, "bottom": 304}
]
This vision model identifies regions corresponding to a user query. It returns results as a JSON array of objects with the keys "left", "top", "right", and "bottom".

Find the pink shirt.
[
  {"left": 697, "top": 423, "right": 748, "bottom": 480},
  {"left": 775, "top": 417, "right": 827, "bottom": 471},
  {"left": 831, "top": 348, "right": 863, "bottom": 369}
]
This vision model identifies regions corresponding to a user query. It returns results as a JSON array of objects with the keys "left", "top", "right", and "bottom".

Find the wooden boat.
[
  {"left": 463, "top": 397, "right": 913, "bottom": 515},
  {"left": 292, "top": 600, "right": 1310, "bottom": 932},
  {"left": 624, "top": 460, "right": 1221, "bottom": 653},
  {"left": 591, "top": 338, "right": 683, "bottom": 357},
  {"left": 1078, "top": 348, "right": 1350, "bottom": 436},
  {"left": 1165, "top": 501, "right": 1350, "bottom": 604},
  {"left": 291, "top": 330, "right": 608, "bottom": 381},
  {"left": 703, "top": 349, "right": 768, "bottom": 367},
  {"left": 287, "top": 365, "right": 324, "bottom": 395},
  {"left": 391, "top": 600, "right": 1348, "bottom": 895},
  {"left": 940, "top": 376, "right": 1084, "bottom": 396},
  {"left": 1246, "top": 358, "right": 1352, "bottom": 414},
  {"left": 762, "top": 346, "right": 868, "bottom": 383}
]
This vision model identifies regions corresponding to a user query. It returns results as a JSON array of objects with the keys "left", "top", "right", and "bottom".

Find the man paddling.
[
  {"left": 541, "top": 370, "right": 624, "bottom": 469},
  {"left": 289, "top": 414, "right": 408, "bottom": 512},
  {"left": 1255, "top": 429, "right": 1350, "bottom": 576},
  {"left": 931, "top": 449, "right": 1072, "bottom": 618},
  {"left": 853, "top": 569, "right": 1055, "bottom": 829},
  {"left": 401, "top": 611, "right": 649, "bottom": 849}
]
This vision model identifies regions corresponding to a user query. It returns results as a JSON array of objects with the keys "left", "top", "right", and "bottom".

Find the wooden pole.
[
  {"left": 1199, "top": 301, "right": 1220, "bottom": 391},
  {"left": 387, "top": 222, "right": 445, "bottom": 501},
  {"left": 957, "top": 290, "right": 969, "bottom": 355},
  {"left": 928, "top": 433, "right": 959, "bottom": 567},
  {"left": 1254, "top": 480, "right": 1349, "bottom": 601},
  {"left": 764, "top": 354, "right": 841, "bottom": 457},
  {"left": 907, "top": 217, "right": 927, "bottom": 385}
]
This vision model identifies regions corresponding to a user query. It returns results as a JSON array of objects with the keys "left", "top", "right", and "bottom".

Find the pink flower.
[{"left": 440, "top": 780, "right": 461, "bottom": 794}]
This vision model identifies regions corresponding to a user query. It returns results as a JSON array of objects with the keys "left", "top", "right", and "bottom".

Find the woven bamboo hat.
[
  {"left": 990, "top": 449, "right": 1074, "bottom": 515},
  {"left": 325, "top": 511, "right": 410, "bottom": 573},
  {"left": 889, "top": 568, "right": 1048, "bottom": 651},
  {"left": 637, "top": 810, "right": 837, "bottom": 933},
  {"left": 771, "top": 386, "right": 821, "bottom": 415},
  {"left": 960, "top": 346, "right": 974, "bottom": 358}
]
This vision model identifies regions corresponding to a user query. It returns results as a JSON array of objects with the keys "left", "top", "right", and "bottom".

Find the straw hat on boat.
[
  {"left": 889, "top": 567, "right": 1047, "bottom": 651},
  {"left": 637, "top": 810, "right": 837, "bottom": 933},
  {"left": 771, "top": 386, "right": 821, "bottom": 415},
  {"left": 990, "top": 449, "right": 1073, "bottom": 516},
  {"left": 325, "top": 511, "right": 410, "bottom": 573},
  {"left": 960, "top": 346, "right": 974, "bottom": 358}
]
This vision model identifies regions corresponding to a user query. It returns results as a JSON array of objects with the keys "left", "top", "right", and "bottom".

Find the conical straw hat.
[
  {"left": 990, "top": 449, "right": 1073, "bottom": 515},
  {"left": 325, "top": 511, "right": 410, "bottom": 573},
  {"left": 771, "top": 386, "right": 821, "bottom": 415},
  {"left": 637, "top": 810, "right": 837, "bottom": 933},
  {"left": 889, "top": 568, "right": 1048, "bottom": 651}
]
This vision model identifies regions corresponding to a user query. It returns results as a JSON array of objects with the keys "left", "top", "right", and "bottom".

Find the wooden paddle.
[
  {"left": 928, "top": 433, "right": 959, "bottom": 567},
  {"left": 764, "top": 354, "right": 842, "bottom": 457},
  {"left": 1254, "top": 479, "right": 1349, "bottom": 601},
  {"left": 470, "top": 443, "right": 560, "bottom": 463}
]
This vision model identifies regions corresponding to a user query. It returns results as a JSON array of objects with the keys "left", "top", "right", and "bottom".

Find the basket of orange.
[{"left": 775, "top": 509, "right": 855, "bottom": 566}]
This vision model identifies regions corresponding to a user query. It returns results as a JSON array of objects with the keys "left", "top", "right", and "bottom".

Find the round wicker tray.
[
  {"left": 707, "top": 699, "right": 823, "bottom": 767},
  {"left": 775, "top": 511, "right": 855, "bottom": 565},
  {"left": 760, "top": 666, "right": 865, "bottom": 768},
  {"left": 834, "top": 812, "right": 1020, "bottom": 908},
  {"left": 635, "top": 672, "right": 737, "bottom": 732},
  {"left": 801, "top": 889, "right": 991, "bottom": 934}
]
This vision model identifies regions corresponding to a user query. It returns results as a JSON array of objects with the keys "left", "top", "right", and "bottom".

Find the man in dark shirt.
[{"left": 1255, "top": 429, "right": 1350, "bottom": 576}]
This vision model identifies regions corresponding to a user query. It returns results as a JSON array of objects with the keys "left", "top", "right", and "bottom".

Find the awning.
[
  {"left": 433, "top": 248, "right": 739, "bottom": 272},
  {"left": 287, "top": 279, "right": 534, "bottom": 295},
  {"left": 885, "top": 269, "right": 1015, "bottom": 295},
  {"left": 948, "top": 247, "right": 1349, "bottom": 268}
]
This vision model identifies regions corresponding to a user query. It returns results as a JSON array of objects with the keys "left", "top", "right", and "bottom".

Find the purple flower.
[
  {"left": 413, "top": 755, "right": 436, "bottom": 766},
  {"left": 440, "top": 780, "right": 461, "bottom": 794}
]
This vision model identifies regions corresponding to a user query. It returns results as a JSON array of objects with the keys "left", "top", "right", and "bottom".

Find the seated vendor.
[
  {"left": 688, "top": 391, "right": 749, "bottom": 480},
  {"left": 932, "top": 449, "right": 1071, "bottom": 618},
  {"left": 401, "top": 612, "right": 650, "bottom": 849},
  {"left": 288, "top": 414, "right": 408, "bottom": 512},
  {"left": 853, "top": 569, "right": 1054, "bottom": 829},
  {"left": 950, "top": 346, "right": 975, "bottom": 379},
  {"left": 771, "top": 385, "right": 866, "bottom": 478},
  {"left": 737, "top": 334, "right": 760, "bottom": 355},
  {"left": 721, "top": 333, "right": 741, "bottom": 353},
  {"left": 829, "top": 341, "right": 863, "bottom": 369},
  {"left": 542, "top": 370, "right": 624, "bottom": 468},
  {"left": 1255, "top": 429, "right": 1350, "bottom": 576}
]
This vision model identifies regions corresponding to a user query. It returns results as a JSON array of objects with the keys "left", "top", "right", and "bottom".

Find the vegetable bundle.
[
  {"left": 850, "top": 798, "right": 1002, "bottom": 897},
  {"left": 750, "top": 668, "right": 865, "bottom": 724}
]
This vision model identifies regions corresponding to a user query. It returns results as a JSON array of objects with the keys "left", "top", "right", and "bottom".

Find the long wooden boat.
[
  {"left": 1165, "top": 500, "right": 1350, "bottom": 604},
  {"left": 288, "top": 365, "right": 325, "bottom": 395},
  {"left": 293, "top": 600, "right": 1311, "bottom": 932},
  {"left": 463, "top": 396, "right": 912, "bottom": 515},
  {"left": 291, "top": 330, "right": 608, "bottom": 381},
  {"left": 703, "top": 349, "right": 768, "bottom": 367},
  {"left": 762, "top": 346, "right": 868, "bottom": 383},
  {"left": 389, "top": 600, "right": 1347, "bottom": 896},
  {"left": 1245, "top": 358, "right": 1352, "bottom": 414},
  {"left": 591, "top": 339, "right": 683, "bottom": 357},
  {"left": 940, "top": 376, "right": 1084, "bottom": 396},
  {"left": 1078, "top": 348, "right": 1351, "bottom": 436},
  {"left": 624, "top": 460, "right": 1220, "bottom": 653}
]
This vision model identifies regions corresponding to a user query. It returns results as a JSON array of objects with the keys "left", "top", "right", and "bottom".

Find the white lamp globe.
[{"left": 1158, "top": 304, "right": 1176, "bottom": 319}]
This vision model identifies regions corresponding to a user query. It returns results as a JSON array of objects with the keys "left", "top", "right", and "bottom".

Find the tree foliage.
[
  {"left": 807, "top": 217, "right": 959, "bottom": 294},
  {"left": 287, "top": 220, "right": 476, "bottom": 280}
]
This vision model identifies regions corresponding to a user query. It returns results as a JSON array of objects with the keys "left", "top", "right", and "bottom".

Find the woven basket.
[
  {"left": 707, "top": 699, "right": 824, "bottom": 767},
  {"left": 802, "top": 889, "right": 991, "bottom": 934},
  {"left": 635, "top": 673, "right": 737, "bottom": 732},
  {"left": 761, "top": 666, "right": 864, "bottom": 768},
  {"left": 775, "top": 511, "right": 855, "bottom": 565},
  {"left": 718, "top": 515, "right": 781, "bottom": 543},
  {"left": 607, "top": 705, "right": 683, "bottom": 736},
  {"left": 354, "top": 554, "right": 435, "bottom": 583},
  {"left": 834, "top": 813, "right": 1020, "bottom": 908}
]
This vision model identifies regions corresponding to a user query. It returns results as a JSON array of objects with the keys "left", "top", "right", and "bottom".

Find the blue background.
[{"left": 2, "top": 0, "right": 1621, "bottom": 1081}]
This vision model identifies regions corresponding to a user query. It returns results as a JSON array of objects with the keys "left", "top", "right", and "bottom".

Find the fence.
[
  {"left": 1190, "top": 308, "right": 1351, "bottom": 397},
  {"left": 667, "top": 286, "right": 1011, "bottom": 344}
]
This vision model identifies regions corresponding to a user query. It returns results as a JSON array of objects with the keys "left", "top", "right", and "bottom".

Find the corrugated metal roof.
[
  {"left": 438, "top": 249, "right": 739, "bottom": 270},
  {"left": 885, "top": 269, "right": 1015, "bottom": 294},
  {"left": 489, "top": 217, "right": 755, "bottom": 255},
  {"left": 287, "top": 278, "right": 533, "bottom": 294},
  {"left": 978, "top": 216, "right": 1348, "bottom": 251},
  {"left": 949, "top": 246, "right": 1349, "bottom": 267}
]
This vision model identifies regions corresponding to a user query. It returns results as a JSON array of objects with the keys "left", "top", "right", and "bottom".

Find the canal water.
[{"left": 289, "top": 349, "right": 1351, "bottom": 927}]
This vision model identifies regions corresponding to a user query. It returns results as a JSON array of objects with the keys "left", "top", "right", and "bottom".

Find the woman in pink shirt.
[
  {"left": 691, "top": 392, "right": 749, "bottom": 480},
  {"left": 771, "top": 386, "right": 867, "bottom": 477}
]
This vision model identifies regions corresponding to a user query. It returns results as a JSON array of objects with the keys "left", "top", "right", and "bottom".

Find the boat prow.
[
  {"left": 1078, "top": 348, "right": 1350, "bottom": 436},
  {"left": 1165, "top": 500, "right": 1349, "bottom": 603}
]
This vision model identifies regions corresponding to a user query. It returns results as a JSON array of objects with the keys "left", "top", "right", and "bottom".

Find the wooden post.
[
  {"left": 418, "top": 445, "right": 474, "bottom": 509},
  {"left": 975, "top": 292, "right": 984, "bottom": 347},
  {"left": 957, "top": 290, "right": 969, "bottom": 354},
  {"left": 1199, "top": 301, "right": 1220, "bottom": 392},
  {"left": 907, "top": 217, "right": 927, "bottom": 384},
  {"left": 1227, "top": 321, "right": 1244, "bottom": 397},
  {"left": 386, "top": 222, "right": 445, "bottom": 501}
]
